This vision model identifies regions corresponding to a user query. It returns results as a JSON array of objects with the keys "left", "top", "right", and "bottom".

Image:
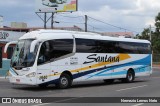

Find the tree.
[
  {"left": 153, "top": 12, "right": 160, "bottom": 54},
  {"left": 137, "top": 12, "right": 160, "bottom": 54},
  {"left": 155, "top": 12, "right": 160, "bottom": 33},
  {"left": 138, "top": 28, "right": 150, "bottom": 40}
]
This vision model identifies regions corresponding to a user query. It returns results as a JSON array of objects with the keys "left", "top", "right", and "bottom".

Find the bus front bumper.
[{"left": 8, "top": 71, "right": 37, "bottom": 85}]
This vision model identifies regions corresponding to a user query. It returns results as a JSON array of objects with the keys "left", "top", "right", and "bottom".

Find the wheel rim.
[
  {"left": 60, "top": 77, "right": 68, "bottom": 86},
  {"left": 128, "top": 73, "right": 133, "bottom": 81}
]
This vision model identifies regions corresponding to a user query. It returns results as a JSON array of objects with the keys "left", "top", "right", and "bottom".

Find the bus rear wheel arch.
[
  {"left": 56, "top": 72, "right": 73, "bottom": 89},
  {"left": 122, "top": 69, "right": 135, "bottom": 83}
]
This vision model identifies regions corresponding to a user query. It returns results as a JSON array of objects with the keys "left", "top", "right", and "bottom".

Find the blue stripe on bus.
[
  {"left": 85, "top": 54, "right": 151, "bottom": 79},
  {"left": 95, "top": 65, "right": 151, "bottom": 77}
]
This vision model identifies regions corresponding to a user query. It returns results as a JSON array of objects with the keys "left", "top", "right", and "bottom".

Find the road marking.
[
  {"left": 54, "top": 97, "right": 81, "bottom": 103},
  {"left": 132, "top": 103, "right": 144, "bottom": 106},
  {"left": 152, "top": 76, "right": 160, "bottom": 79},
  {"left": 116, "top": 85, "right": 148, "bottom": 91},
  {"left": 32, "top": 103, "right": 51, "bottom": 106},
  {"left": 32, "top": 97, "right": 80, "bottom": 106}
]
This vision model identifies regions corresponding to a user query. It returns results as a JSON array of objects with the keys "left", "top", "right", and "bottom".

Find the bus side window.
[
  {"left": 38, "top": 41, "right": 50, "bottom": 65},
  {"left": 49, "top": 39, "right": 73, "bottom": 60}
]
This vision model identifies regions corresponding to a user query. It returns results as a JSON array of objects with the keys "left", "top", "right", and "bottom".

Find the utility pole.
[
  {"left": 85, "top": 15, "right": 88, "bottom": 32},
  {"left": 149, "top": 25, "right": 152, "bottom": 41},
  {"left": 44, "top": 12, "right": 47, "bottom": 29},
  {"left": 51, "top": 12, "right": 54, "bottom": 29}
]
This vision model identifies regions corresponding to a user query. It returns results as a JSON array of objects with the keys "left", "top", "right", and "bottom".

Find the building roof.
[
  {"left": 102, "top": 32, "right": 134, "bottom": 38},
  {"left": 0, "top": 25, "right": 83, "bottom": 32}
]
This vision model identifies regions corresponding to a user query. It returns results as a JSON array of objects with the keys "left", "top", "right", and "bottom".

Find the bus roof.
[{"left": 19, "top": 29, "right": 150, "bottom": 44}]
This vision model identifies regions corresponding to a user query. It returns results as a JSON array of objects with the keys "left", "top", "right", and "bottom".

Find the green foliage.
[{"left": 137, "top": 12, "right": 160, "bottom": 54}]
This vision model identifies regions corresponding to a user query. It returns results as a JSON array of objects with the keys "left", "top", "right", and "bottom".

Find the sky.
[{"left": 0, "top": 0, "right": 160, "bottom": 34}]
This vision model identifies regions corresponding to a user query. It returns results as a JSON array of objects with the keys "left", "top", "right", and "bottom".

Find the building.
[
  {"left": 11, "top": 22, "right": 27, "bottom": 29},
  {"left": 101, "top": 32, "right": 134, "bottom": 38}
]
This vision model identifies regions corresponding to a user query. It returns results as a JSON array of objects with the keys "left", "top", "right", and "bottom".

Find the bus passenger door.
[
  {"left": 36, "top": 41, "right": 51, "bottom": 85},
  {"left": 37, "top": 63, "right": 51, "bottom": 85}
]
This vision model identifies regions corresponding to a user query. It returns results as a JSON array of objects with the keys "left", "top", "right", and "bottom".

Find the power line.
[
  {"left": 88, "top": 16, "right": 140, "bottom": 33},
  {"left": 54, "top": 14, "right": 142, "bottom": 33},
  {"left": 56, "top": 21, "right": 84, "bottom": 25},
  {"left": 88, "top": 24, "right": 104, "bottom": 31}
]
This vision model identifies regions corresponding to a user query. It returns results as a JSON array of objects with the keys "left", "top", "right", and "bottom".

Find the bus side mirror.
[
  {"left": 30, "top": 40, "right": 40, "bottom": 53},
  {"left": 4, "top": 41, "right": 18, "bottom": 53}
]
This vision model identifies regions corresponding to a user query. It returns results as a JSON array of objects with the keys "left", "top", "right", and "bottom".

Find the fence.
[{"left": 153, "top": 54, "right": 160, "bottom": 64}]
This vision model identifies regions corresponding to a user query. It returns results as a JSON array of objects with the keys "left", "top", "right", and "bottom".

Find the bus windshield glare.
[{"left": 11, "top": 39, "right": 39, "bottom": 69}]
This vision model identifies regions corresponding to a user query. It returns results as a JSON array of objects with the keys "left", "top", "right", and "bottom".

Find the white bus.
[{"left": 5, "top": 30, "right": 152, "bottom": 89}]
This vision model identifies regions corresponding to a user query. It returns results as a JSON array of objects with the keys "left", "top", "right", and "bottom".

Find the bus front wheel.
[{"left": 57, "top": 73, "right": 72, "bottom": 89}]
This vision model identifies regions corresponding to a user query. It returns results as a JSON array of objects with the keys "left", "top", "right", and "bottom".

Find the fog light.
[{"left": 26, "top": 72, "right": 36, "bottom": 78}]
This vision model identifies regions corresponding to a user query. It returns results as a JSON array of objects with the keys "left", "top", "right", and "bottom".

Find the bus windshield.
[{"left": 11, "top": 39, "right": 39, "bottom": 69}]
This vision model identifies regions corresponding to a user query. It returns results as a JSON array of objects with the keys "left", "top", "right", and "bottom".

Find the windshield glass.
[{"left": 11, "top": 39, "right": 39, "bottom": 69}]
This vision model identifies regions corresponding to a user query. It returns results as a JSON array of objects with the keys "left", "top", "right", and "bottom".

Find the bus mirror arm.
[{"left": 4, "top": 41, "right": 18, "bottom": 53}]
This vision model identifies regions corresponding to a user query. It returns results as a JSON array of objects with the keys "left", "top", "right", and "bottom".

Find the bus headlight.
[{"left": 26, "top": 72, "right": 36, "bottom": 78}]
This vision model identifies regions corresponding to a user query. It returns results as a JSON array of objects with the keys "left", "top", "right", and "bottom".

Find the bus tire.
[
  {"left": 57, "top": 73, "right": 72, "bottom": 89},
  {"left": 104, "top": 79, "right": 114, "bottom": 84},
  {"left": 122, "top": 69, "right": 135, "bottom": 83}
]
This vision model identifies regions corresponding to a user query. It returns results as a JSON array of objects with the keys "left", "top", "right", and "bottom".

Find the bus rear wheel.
[
  {"left": 57, "top": 73, "right": 72, "bottom": 89},
  {"left": 122, "top": 70, "right": 135, "bottom": 83}
]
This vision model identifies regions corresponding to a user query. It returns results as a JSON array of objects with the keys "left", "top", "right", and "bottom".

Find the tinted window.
[
  {"left": 76, "top": 38, "right": 151, "bottom": 54},
  {"left": 118, "top": 42, "right": 137, "bottom": 53},
  {"left": 38, "top": 39, "right": 73, "bottom": 65},
  {"left": 7, "top": 47, "right": 15, "bottom": 59},
  {"left": 96, "top": 40, "right": 118, "bottom": 53},
  {"left": 76, "top": 39, "right": 96, "bottom": 53},
  {"left": 38, "top": 41, "right": 51, "bottom": 65},
  {"left": 118, "top": 42, "right": 151, "bottom": 54},
  {"left": 49, "top": 39, "right": 73, "bottom": 59}
]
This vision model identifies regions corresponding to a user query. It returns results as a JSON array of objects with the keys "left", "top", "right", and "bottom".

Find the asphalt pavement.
[{"left": 0, "top": 67, "right": 160, "bottom": 106}]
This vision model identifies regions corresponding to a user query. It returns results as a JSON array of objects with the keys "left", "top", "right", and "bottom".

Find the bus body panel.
[
  {"left": 47, "top": 53, "right": 151, "bottom": 82},
  {"left": 7, "top": 30, "right": 152, "bottom": 86}
]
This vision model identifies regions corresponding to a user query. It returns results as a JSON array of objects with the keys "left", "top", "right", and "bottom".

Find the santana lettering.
[{"left": 83, "top": 54, "right": 119, "bottom": 64}]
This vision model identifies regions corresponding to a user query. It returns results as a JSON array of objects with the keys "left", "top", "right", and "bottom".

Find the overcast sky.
[{"left": 0, "top": 0, "right": 160, "bottom": 34}]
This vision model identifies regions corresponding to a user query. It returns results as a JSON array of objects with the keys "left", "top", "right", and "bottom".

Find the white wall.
[{"left": 0, "top": 30, "right": 26, "bottom": 42}]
